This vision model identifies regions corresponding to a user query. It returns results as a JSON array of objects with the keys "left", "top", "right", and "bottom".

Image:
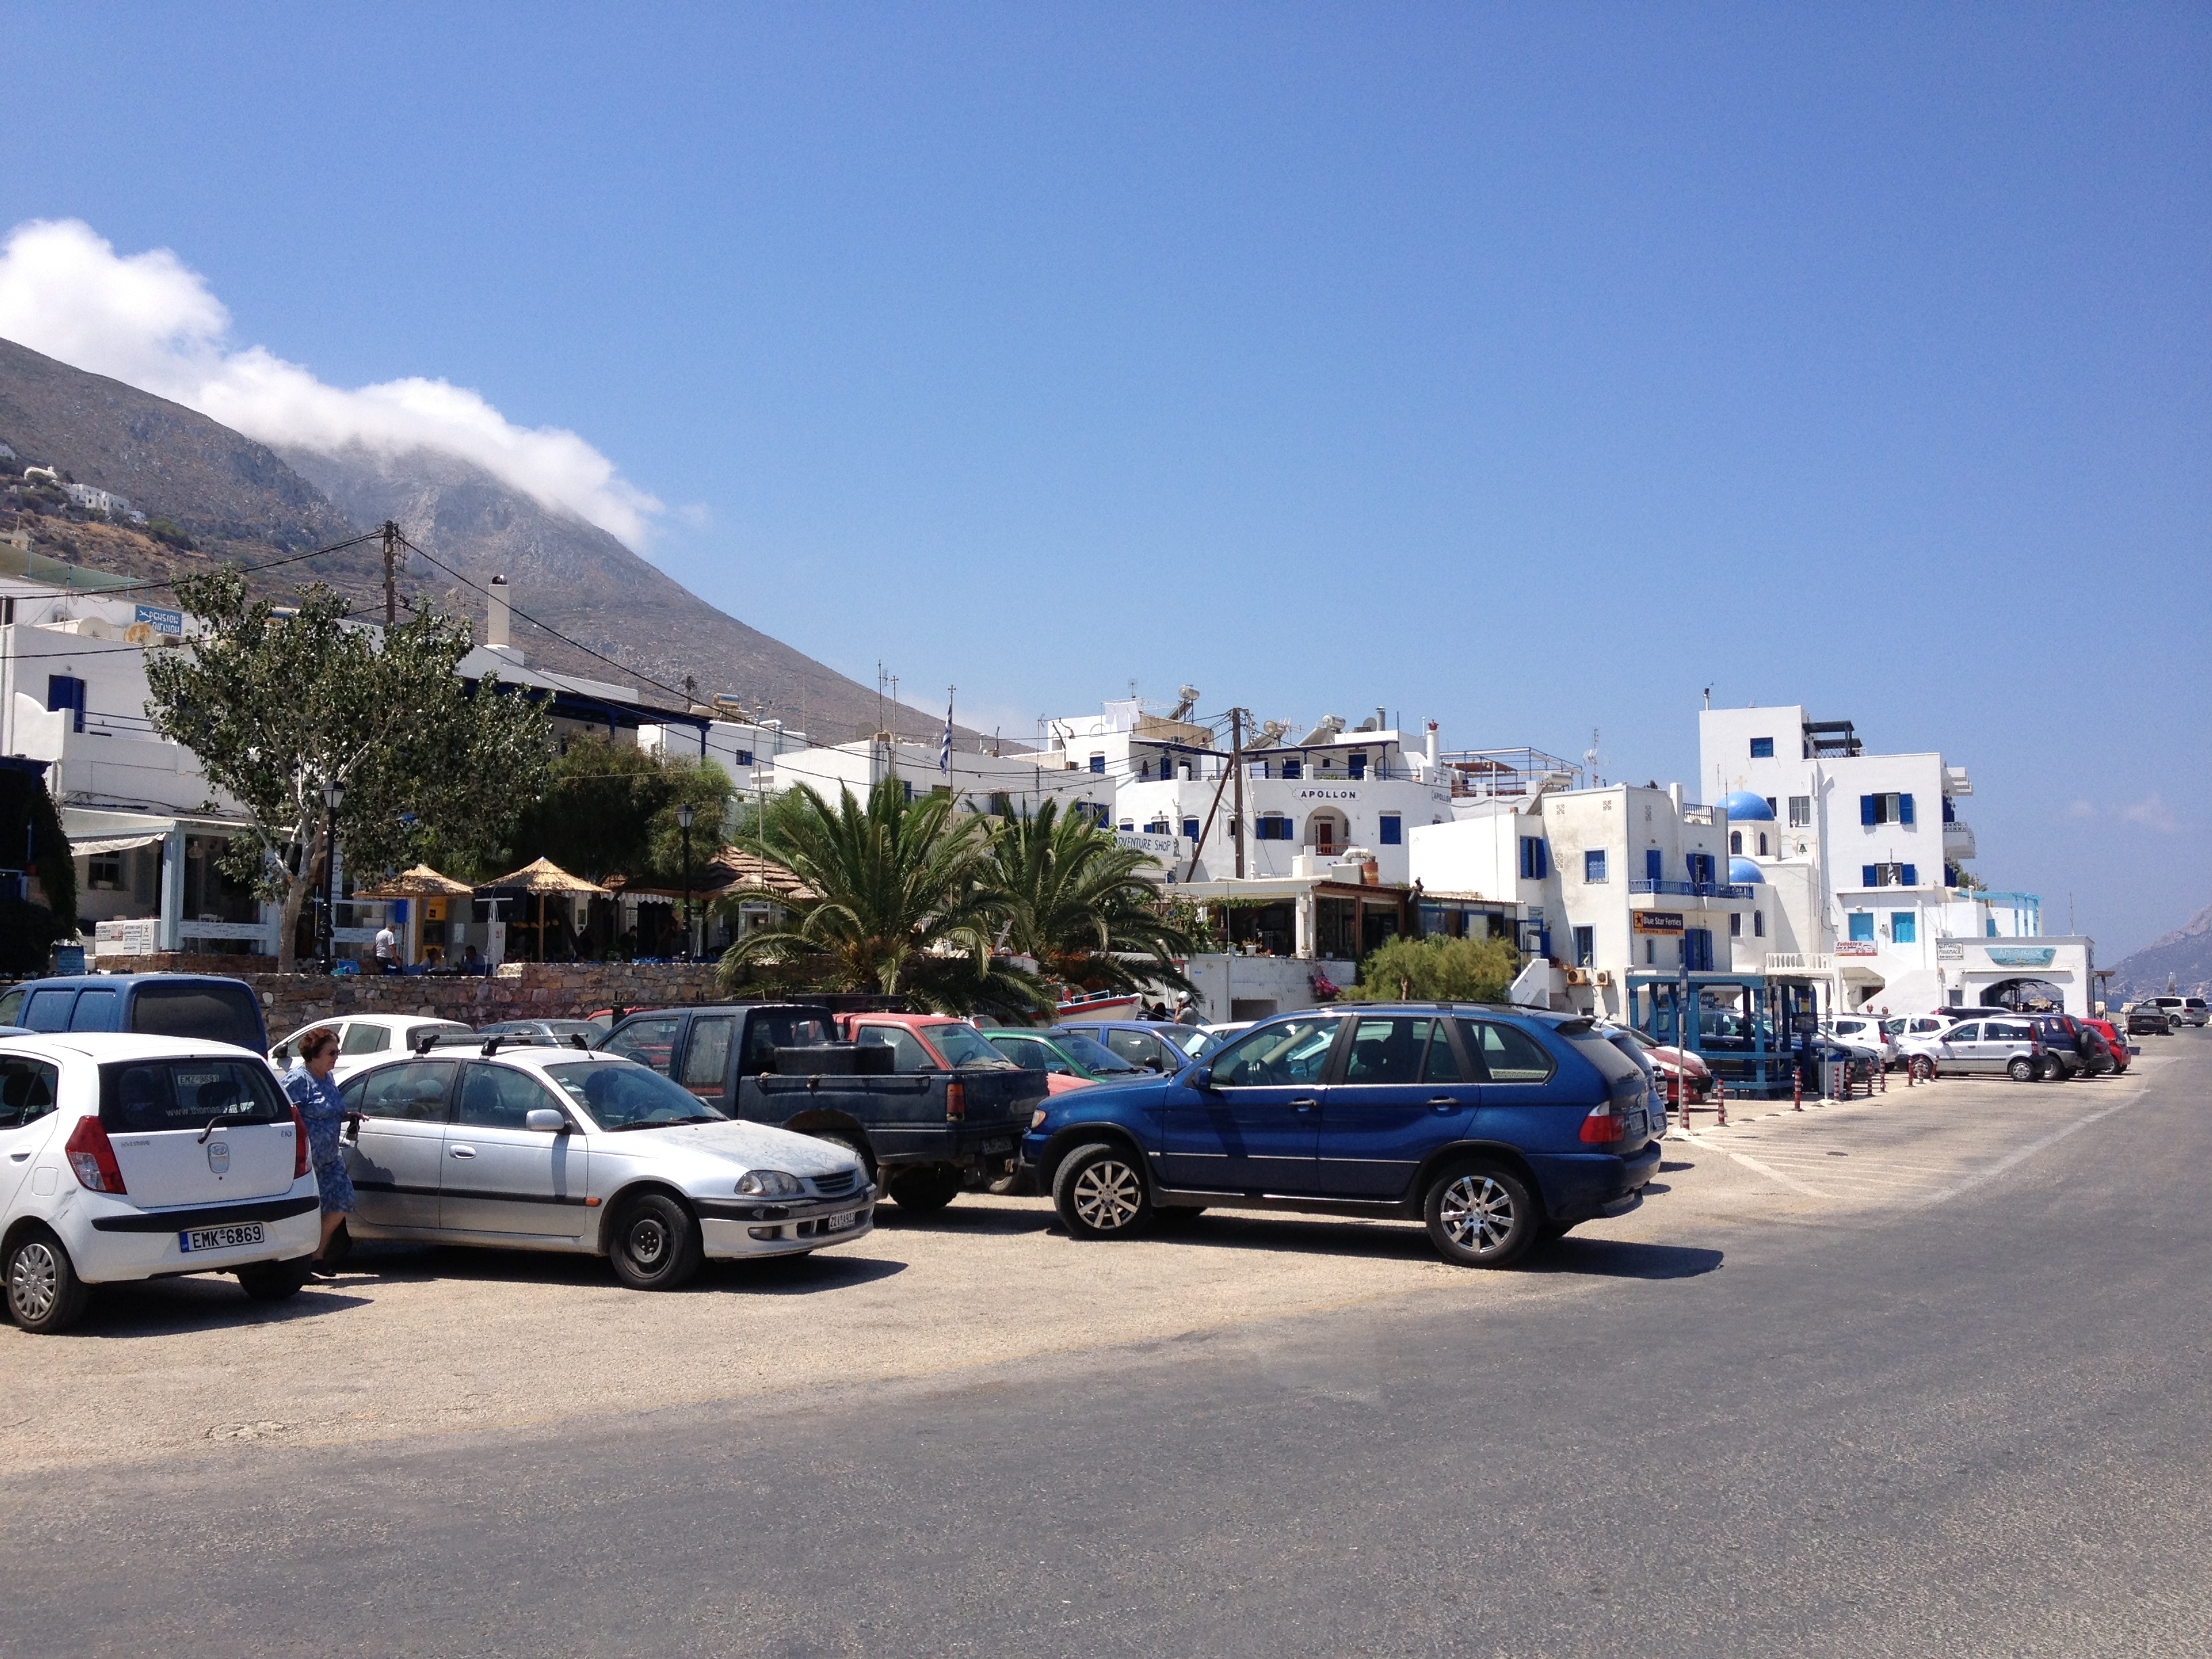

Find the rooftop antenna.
[
  {"left": 1702, "top": 685, "right": 1713, "bottom": 710},
  {"left": 1584, "top": 727, "right": 1601, "bottom": 787}
]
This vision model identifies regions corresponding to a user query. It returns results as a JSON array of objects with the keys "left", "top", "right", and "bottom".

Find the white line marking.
[
  {"left": 1909, "top": 1087, "right": 2150, "bottom": 1209},
  {"left": 1677, "top": 1131, "right": 1828, "bottom": 1197}
]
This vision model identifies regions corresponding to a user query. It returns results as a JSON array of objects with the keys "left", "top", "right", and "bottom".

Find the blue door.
[
  {"left": 1645, "top": 849, "right": 1664, "bottom": 884},
  {"left": 1318, "top": 1015, "right": 1473, "bottom": 1197},
  {"left": 1160, "top": 1014, "right": 1340, "bottom": 1193}
]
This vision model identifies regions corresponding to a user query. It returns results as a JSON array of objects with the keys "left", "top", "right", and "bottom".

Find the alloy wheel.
[
  {"left": 1438, "top": 1173, "right": 1517, "bottom": 1253},
  {"left": 8, "top": 1241, "right": 59, "bottom": 1323},
  {"left": 1071, "top": 1159, "right": 1143, "bottom": 1231}
]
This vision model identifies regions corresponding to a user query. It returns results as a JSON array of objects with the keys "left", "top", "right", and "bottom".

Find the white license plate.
[
  {"left": 180, "top": 1223, "right": 266, "bottom": 1253},
  {"left": 823, "top": 1210, "right": 858, "bottom": 1233}
]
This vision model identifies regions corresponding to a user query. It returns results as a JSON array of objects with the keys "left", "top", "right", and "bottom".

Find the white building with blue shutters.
[{"left": 1698, "top": 705, "right": 2093, "bottom": 1014}]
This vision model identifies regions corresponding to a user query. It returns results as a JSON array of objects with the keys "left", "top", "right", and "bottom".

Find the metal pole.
[
  {"left": 1230, "top": 708, "right": 1246, "bottom": 880},
  {"left": 382, "top": 520, "right": 399, "bottom": 629},
  {"left": 319, "top": 797, "right": 337, "bottom": 970},
  {"left": 681, "top": 819, "right": 693, "bottom": 961}
]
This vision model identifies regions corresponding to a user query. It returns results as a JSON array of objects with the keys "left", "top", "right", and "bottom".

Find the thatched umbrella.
[
  {"left": 480, "top": 857, "right": 610, "bottom": 962},
  {"left": 352, "top": 866, "right": 478, "bottom": 965}
]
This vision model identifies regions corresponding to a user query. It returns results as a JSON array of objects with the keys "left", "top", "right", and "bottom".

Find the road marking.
[
  {"left": 1909, "top": 1085, "right": 2148, "bottom": 1209},
  {"left": 1675, "top": 1130, "right": 1828, "bottom": 1197}
]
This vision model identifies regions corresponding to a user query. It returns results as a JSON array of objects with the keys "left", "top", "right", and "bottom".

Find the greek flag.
[{"left": 940, "top": 691, "right": 954, "bottom": 775}]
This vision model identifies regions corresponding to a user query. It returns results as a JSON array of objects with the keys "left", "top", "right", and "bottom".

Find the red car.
[
  {"left": 2080, "top": 1017, "right": 2131, "bottom": 1073},
  {"left": 1612, "top": 1027, "right": 1713, "bottom": 1104}
]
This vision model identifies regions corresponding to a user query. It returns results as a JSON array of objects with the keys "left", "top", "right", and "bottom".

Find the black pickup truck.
[{"left": 596, "top": 1004, "right": 1048, "bottom": 1211}]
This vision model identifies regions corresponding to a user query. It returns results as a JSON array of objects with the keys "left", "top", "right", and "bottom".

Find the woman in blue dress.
[{"left": 282, "top": 1026, "right": 354, "bottom": 1273}]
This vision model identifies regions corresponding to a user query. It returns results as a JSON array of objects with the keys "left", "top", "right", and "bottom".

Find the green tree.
[
  {"left": 714, "top": 775, "right": 1045, "bottom": 1017},
  {"left": 146, "top": 568, "right": 552, "bottom": 972},
  {"left": 1342, "top": 933, "right": 1521, "bottom": 1003},
  {"left": 985, "top": 798, "right": 1198, "bottom": 996},
  {"left": 495, "top": 734, "right": 731, "bottom": 885}
]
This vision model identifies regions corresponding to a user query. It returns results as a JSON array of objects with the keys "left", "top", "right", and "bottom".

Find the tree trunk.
[{"left": 272, "top": 827, "right": 323, "bottom": 975}]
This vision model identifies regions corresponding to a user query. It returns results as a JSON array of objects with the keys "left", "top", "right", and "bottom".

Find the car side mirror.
[
  {"left": 525, "top": 1108, "right": 570, "bottom": 1134},
  {"left": 1187, "top": 1065, "right": 1214, "bottom": 1091}
]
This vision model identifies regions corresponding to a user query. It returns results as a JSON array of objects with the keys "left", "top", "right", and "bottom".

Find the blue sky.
[{"left": 2, "top": 5, "right": 2207, "bottom": 955}]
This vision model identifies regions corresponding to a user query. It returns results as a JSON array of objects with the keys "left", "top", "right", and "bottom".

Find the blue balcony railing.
[{"left": 1630, "top": 878, "right": 1755, "bottom": 900}]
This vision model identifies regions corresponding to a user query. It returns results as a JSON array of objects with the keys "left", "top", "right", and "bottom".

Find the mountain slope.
[
  {"left": 2105, "top": 901, "right": 2212, "bottom": 1000},
  {"left": 0, "top": 334, "right": 951, "bottom": 743}
]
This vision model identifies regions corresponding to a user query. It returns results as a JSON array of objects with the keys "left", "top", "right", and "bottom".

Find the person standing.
[
  {"left": 1173, "top": 992, "right": 1203, "bottom": 1026},
  {"left": 282, "top": 1027, "right": 354, "bottom": 1273},
  {"left": 373, "top": 922, "right": 400, "bottom": 973}
]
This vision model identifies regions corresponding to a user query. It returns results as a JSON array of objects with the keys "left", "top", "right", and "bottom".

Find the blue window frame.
[
  {"left": 1378, "top": 814, "right": 1401, "bottom": 845},
  {"left": 1891, "top": 912, "right": 1917, "bottom": 944},
  {"left": 1750, "top": 737, "right": 1774, "bottom": 759},
  {"left": 734, "top": 749, "right": 754, "bottom": 766},
  {"left": 1900, "top": 863, "right": 1918, "bottom": 887},
  {"left": 1519, "top": 837, "right": 1549, "bottom": 880},
  {"left": 1753, "top": 910, "right": 1764, "bottom": 937},
  {"left": 1686, "top": 853, "right": 1715, "bottom": 886},
  {"left": 902, "top": 781, "right": 915, "bottom": 802},
  {"left": 46, "top": 674, "right": 86, "bottom": 734},
  {"left": 1645, "top": 848, "right": 1663, "bottom": 883},
  {"left": 1088, "top": 754, "right": 1105, "bottom": 775},
  {"left": 1281, "top": 760, "right": 1300, "bottom": 779},
  {"left": 1572, "top": 926, "right": 1594, "bottom": 968},
  {"left": 1685, "top": 928, "right": 1714, "bottom": 971},
  {"left": 1181, "top": 817, "right": 1201, "bottom": 841},
  {"left": 1898, "top": 794, "right": 1915, "bottom": 825},
  {"left": 1729, "top": 911, "right": 1742, "bottom": 938},
  {"left": 1348, "top": 754, "right": 1367, "bottom": 779},
  {"left": 1584, "top": 849, "right": 1607, "bottom": 882},
  {"left": 1256, "top": 813, "right": 1293, "bottom": 841},
  {"left": 1862, "top": 864, "right": 1879, "bottom": 888},
  {"left": 1848, "top": 912, "right": 1875, "bottom": 943}
]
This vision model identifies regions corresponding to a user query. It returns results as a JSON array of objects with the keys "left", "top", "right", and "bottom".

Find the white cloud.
[
  {"left": 2119, "top": 794, "right": 2182, "bottom": 835},
  {"left": 2066, "top": 798, "right": 2097, "bottom": 820},
  {"left": 0, "top": 218, "right": 661, "bottom": 547}
]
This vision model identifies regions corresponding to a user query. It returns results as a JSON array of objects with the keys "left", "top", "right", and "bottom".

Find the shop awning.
[{"left": 68, "top": 832, "right": 169, "bottom": 857}]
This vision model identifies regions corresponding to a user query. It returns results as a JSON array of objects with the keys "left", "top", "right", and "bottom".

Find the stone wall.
[{"left": 252, "top": 962, "right": 726, "bottom": 1040}]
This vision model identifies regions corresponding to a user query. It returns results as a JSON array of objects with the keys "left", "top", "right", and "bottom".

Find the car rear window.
[
  {"left": 920, "top": 1023, "right": 1016, "bottom": 1069},
  {"left": 128, "top": 982, "right": 266, "bottom": 1050},
  {"left": 1567, "top": 1030, "right": 1646, "bottom": 1088},
  {"left": 100, "top": 1059, "right": 287, "bottom": 1132}
]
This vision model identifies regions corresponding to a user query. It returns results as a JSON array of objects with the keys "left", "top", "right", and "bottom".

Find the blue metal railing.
[{"left": 1630, "top": 878, "right": 1755, "bottom": 900}]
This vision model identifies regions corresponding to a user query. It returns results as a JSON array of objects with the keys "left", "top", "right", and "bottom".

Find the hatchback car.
[
  {"left": 1022, "top": 1004, "right": 1661, "bottom": 1268},
  {"left": 2126, "top": 1005, "right": 2174, "bottom": 1036},
  {"left": 0, "top": 975, "right": 269, "bottom": 1052},
  {"left": 1048, "top": 1020, "right": 1198, "bottom": 1076},
  {"left": 1, "top": 1034, "right": 323, "bottom": 1332},
  {"left": 336, "top": 1044, "right": 874, "bottom": 1290},
  {"left": 475, "top": 1019, "right": 608, "bottom": 1046},
  {"left": 981, "top": 1029, "right": 1145, "bottom": 1092},
  {"left": 1898, "top": 1016, "right": 2049, "bottom": 1081},
  {"left": 270, "top": 1014, "right": 474, "bottom": 1080}
]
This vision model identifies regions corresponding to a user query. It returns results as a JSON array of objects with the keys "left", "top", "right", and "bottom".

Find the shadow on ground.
[
  {"left": 13, "top": 1279, "right": 372, "bottom": 1341},
  {"left": 1528, "top": 1237, "right": 1723, "bottom": 1280}
]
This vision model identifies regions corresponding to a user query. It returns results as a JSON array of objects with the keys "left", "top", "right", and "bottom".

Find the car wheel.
[
  {"left": 609, "top": 1191, "right": 703, "bottom": 1291},
  {"left": 808, "top": 1131, "right": 876, "bottom": 1186},
  {"left": 5, "top": 1227, "right": 91, "bottom": 1334},
  {"left": 1909, "top": 1056, "right": 1936, "bottom": 1082},
  {"left": 1052, "top": 1142, "right": 1152, "bottom": 1239},
  {"left": 886, "top": 1165, "right": 964, "bottom": 1212},
  {"left": 237, "top": 1258, "right": 314, "bottom": 1301},
  {"left": 1424, "top": 1162, "right": 1536, "bottom": 1268},
  {"left": 2007, "top": 1055, "right": 2035, "bottom": 1082}
]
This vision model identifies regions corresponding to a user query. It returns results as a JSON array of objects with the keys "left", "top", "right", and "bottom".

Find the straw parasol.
[
  {"left": 353, "top": 864, "right": 476, "bottom": 900},
  {"left": 480, "top": 857, "right": 611, "bottom": 962}
]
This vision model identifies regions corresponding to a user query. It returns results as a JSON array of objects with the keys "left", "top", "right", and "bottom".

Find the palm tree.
[
  {"left": 715, "top": 775, "right": 1046, "bottom": 1018},
  {"left": 987, "top": 799, "right": 1200, "bottom": 998}
]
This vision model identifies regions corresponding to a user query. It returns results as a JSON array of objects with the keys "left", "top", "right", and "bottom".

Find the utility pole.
[
  {"left": 381, "top": 520, "right": 400, "bottom": 628},
  {"left": 1230, "top": 708, "right": 1246, "bottom": 880}
]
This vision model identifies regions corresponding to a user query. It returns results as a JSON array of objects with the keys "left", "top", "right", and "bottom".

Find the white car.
[
  {"left": 1, "top": 1034, "right": 324, "bottom": 1334},
  {"left": 270, "top": 1015, "right": 474, "bottom": 1080},
  {"left": 336, "top": 1043, "right": 875, "bottom": 1290},
  {"left": 1822, "top": 1016, "right": 1900, "bottom": 1067}
]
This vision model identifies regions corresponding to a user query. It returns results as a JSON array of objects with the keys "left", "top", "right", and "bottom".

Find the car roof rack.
[{"left": 411, "top": 1030, "right": 593, "bottom": 1057}]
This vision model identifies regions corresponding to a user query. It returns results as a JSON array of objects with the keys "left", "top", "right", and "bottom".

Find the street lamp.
[
  {"left": 676, "top": 802, "right": 696, "bottom": 962},
  {"left": 319, "top": 778, "right": 345, "bottom": 970}
]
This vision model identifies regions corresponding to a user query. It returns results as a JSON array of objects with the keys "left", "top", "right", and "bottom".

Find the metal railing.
[{"left": 1630, "top": 878, "right": 1756, "bottom": 900}]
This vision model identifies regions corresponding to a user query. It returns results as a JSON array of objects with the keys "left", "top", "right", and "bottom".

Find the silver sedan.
[{"left": 335, "top": 1045, "right": 874, "bottom": 1289}]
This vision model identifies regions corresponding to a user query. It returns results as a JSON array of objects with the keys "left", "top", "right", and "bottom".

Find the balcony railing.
[{"left": 1630, "top": 878, "right": 1756, "bottom": 900}]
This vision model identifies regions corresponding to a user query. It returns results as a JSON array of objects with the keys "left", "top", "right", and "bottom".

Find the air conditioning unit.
[
  {"left": 1594, "top": 970, "right": 1613, "bottom": 987},
  {"left": 1563, "top": 968, "right": 1590, "bottom": 986}
]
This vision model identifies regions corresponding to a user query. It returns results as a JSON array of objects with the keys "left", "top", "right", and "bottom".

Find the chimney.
[
  {"left": 487, "top": 574, "right": 510, "bottom": 649},
  {"left": 1425, "top": 720, "right": 1439, "bottom": 766},
  {"left": 1668, "top": 781, "right": 1685, "bottom": 814}
]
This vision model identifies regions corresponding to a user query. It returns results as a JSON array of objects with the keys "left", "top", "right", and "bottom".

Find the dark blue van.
[
  {"left": 1021, "top": 1003, "right": 1660, "bottom": 1267},
  {"left": 0, "top": 974, "right": 269, "bottom": 1054}
]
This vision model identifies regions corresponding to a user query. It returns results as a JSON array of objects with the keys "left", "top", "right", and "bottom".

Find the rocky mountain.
[
  {"left": 0, "top": 335, "right": 954, "bottom": 744},
  {"left": 2105, "top": 900, "right": 2212, "bottom": 1001}
]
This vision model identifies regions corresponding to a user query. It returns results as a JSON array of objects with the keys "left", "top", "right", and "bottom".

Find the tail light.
[
  {"left": 289, "top": 1103, "right": 311, "bottom": 1179},
  {"left": 1578, "top": 1101, "right": 1626, "bottom": 1146},
  {"left": 65, "top": 1116, "right": 127, "bottom": 1193},
  {"left": 946, "top": 1078, "right": 967, "bottom": 1122}
]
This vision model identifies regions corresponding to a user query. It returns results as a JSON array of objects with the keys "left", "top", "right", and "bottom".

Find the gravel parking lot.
[{"left": 3, "top": 1040, "right": 2184, "bottom": 1477}]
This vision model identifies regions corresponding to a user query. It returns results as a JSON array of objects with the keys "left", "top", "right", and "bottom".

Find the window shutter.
[
  {"left": 1860, "top": 794, "right": 1877, "bottom": 826},
  {"left": 1900, "top": 864, "right": 1918, "bottom": 887},
  {"left": 1862, "top": 865, "right": 1877, "bottom": 888},
  {"left": 1898, "top": 793, "right": 1915, "bottom": 825}
]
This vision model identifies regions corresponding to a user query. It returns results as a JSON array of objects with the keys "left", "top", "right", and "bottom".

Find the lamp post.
[
  {"left": 676, "top": 802, "right": 695, "bottom": 962},
  {"left": 319, "top": 779, "right": 345, "bottom": 970}
]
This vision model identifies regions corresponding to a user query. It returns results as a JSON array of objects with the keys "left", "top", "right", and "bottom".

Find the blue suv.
[{"left": 1020, "top": 1003, "right": 1661, "bottom": 1267}]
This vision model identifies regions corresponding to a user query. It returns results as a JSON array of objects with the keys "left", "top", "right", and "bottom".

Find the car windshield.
[
  {"left": 1054, "top": 1032, "right": 1140, "bottom": 1073},
  {"left": 544, "top": 1060, "right": 732, "bottom": 1130},
  {"left": 920, "top": 1023, "right": 1018, "bottom": 1069}
]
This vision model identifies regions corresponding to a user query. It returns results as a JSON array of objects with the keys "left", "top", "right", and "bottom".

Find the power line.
[{"left": 0, "top": 528, "right": 391, "bottom": 602}]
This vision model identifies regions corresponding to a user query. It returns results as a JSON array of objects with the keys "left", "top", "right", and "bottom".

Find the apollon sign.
[
  {"left": 1631, "top": 912, "right": 1684, "bottom": 935},
  {"left": 1296, "top": 788, "right": 1361, "bottom": 801}
]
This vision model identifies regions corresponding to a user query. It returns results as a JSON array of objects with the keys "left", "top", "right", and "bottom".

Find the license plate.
[
  {"left": 180, "top": 1222, "right": 266, "bottom": 1253},
  {"left": 823, "top": 1210, "right": 857, "bottom": 1233},
  {"left": 980, "top": 1136, "right": 1013, "bottom": 1154}
]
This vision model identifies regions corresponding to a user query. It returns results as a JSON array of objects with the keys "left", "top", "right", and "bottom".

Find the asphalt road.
[{"left": 6, "top": 1038, "right": 2209, "bottom": 1658}]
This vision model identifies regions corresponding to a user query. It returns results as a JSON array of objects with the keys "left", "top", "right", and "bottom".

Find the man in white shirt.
[{"left": 373, "top": 924, "right": 399, "bottom": 973}]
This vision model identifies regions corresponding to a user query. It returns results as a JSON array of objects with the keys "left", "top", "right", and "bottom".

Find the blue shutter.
[
  {"left": 1898, "top": 793, "right": 1915, "bottom": 825},
  {"left": 1862, "top": 865, "right": 1877, "bottom": 888},
  {"left": 1378, "top": 815, "right": 1401, "bottom": 845},
  {"left": 1860, "top": 794, "right": 1877, "bottom": 826},
  {"left": 1900, "top": 863, "right": 1918, "bottom": 887},
  {"left": 1182, "top": 818, "right": 1200, "bottom": 841}
]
